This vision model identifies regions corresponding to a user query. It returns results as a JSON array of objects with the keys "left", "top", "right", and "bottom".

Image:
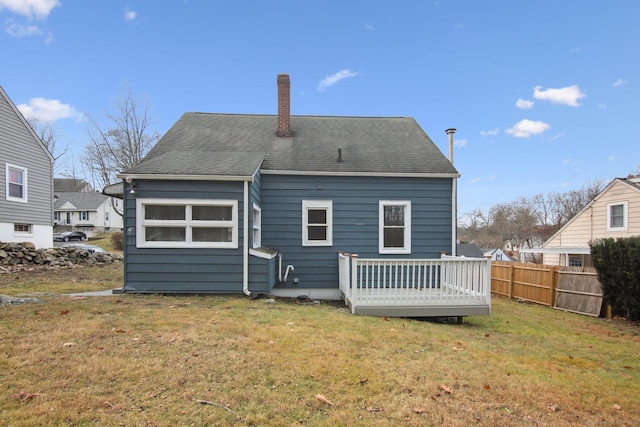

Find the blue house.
[{"left": 114, "top": 75, "right": 491, "bottom": 317}]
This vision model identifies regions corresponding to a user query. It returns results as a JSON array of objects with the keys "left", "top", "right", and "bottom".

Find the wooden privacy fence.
[{"left": 491, "top": 261, "right": 604, "bottom": 317}]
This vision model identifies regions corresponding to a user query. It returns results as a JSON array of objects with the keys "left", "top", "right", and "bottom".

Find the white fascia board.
[
  {"left": 519, "top": 247, "right": 591, "bottom": 254},
  {"left": 116, "top": 173, "right": 255, "bottom": 182},
  {"left": 260, "top": 170, "right": 460, "bottom": 179}
]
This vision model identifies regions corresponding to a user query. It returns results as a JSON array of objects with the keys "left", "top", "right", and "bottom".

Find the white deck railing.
[{"left": 339, "top": 252, "right": 491, "bottom": 314}]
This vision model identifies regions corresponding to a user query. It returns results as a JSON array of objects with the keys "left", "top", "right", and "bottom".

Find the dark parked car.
[{"left": 54, "top": 231, "right": 87, "bottom": 242}]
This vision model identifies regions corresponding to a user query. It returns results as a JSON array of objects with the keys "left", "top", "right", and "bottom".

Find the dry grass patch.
[{"left": 1, "top": 266, "right": 639, "bottom": 426}]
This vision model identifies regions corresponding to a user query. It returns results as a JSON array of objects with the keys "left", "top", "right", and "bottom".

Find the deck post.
[{"left": 351, "top": 254, "right": 359, "bottom": 314}]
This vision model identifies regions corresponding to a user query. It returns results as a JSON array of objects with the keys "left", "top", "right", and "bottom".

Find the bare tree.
[
  {"left": 27, "top": 118, "right": 69, "bottom": 174},
  {"left": 83, "top": 86, "right": 159, "bottom": 190}
]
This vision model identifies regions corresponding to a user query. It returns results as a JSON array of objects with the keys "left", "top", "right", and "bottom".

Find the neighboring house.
[
  {"left": 54, "top": 178, "right": 93, "bottom": 192},
  {"left": 521, "top": 176, "right": 640, "bottom": 267},
  {"left": 0, "top": 86, "right": 54, "bottom": 248},
  {"left": 111, "top": 74, "right": 466, "bottom": 301},
  {"left": 54, "top": 191, "right": 123, "bottom": 236},
  {"left": 482, "top": 247, "right": 514, "bottom": 262},
  {"left": 456, "top": 243, "right": 485, "bottom": 258}
]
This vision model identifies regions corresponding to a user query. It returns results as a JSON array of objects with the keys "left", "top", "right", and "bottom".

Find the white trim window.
[
  {"left": 379, "top": 200, "right": 411, "bottom": 254},
  {"left": 607, "top": 201, "right": 628, "bottom": 231},
  {"left": 6, "top": 164, "right": 27, "bottom": 203},
  {"left": 252, "top": 204, "right": 262, "bottom": 248},
  {"left": 136, "top": 198, "right": 238, "bottom": 248},
  {"left": 14, "top": 223, "right": 32, "bottom": 234},
  {"left": 302, "top": 200, "right": 333, "bottom": 246},
  {"left": 80, "top": 211, "right": 90, "bottom": 221}
]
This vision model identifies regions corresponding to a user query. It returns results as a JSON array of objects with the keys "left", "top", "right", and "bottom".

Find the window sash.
[
  {"left": 252, "top": 204, "right": 261, "bottom": 248},
  {"left": 136, "top": 199, "right": 238, "bottom": 248},
  {"left": 6, "top": 164, "right": 27, "bottom": 202},
  {"left": 607, "top": 202, "right": 627, "bottom": 231},
  {"left": 379, "top": 201, "right": 411, "bottom": 254},
  {"left": 302, "top": 200, "right": 332, "bottom": 246}
]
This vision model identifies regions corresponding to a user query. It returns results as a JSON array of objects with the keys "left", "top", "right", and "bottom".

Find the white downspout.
[
  {"left": 243, "top": 181, "right": 251, "bottom": 296},
  {"left": 446, "top": 128, "right": 457, "bottom": 257}
]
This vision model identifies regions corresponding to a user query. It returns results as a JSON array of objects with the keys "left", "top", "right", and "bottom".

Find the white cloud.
[
  {"left": 124, "top": 8, "right": 136, "bottom": 21},
  {"left": 317, "top": 69, "right": 359, "bottom": 91},
  {"left": 480, "top": 128, "right": 499, "bottom": 137},
  {"left": 454, "top": 138, "right": 467, "bottom": 148},
  {"left": 17, "top": 97, "right": 83, "bottom": 123},
  {"left": 608, "top": 155, "right": 615, "bottom": 161},
  {"left": 364, "top": 23, "right": 373, "bottom": 31},
  {"left": 516, "top": 98, "right": 534, "bottom": 109},
  {"left": 0, "top": 0, "right": 60, "bottom": 19},
  {"left": 505, "top": 119, "right": 550, "bottom": 138},
  {"left": 613, "top": 78, "right": 628, "bottom": 87},
  {"left": 533, "top": 85, "right": 586, "bottom": 107},
  {"left": 469, "top": 177, "right": 481, "bottom": 184},
  {"left": 598, "top": 103, "right": 608, "bottom": 109},
  {"left": 5, "top": 20, "right": 41, "bottom": 37}
]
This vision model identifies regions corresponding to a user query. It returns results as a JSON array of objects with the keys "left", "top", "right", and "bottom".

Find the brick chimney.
[{"left": 276, "top": 74, "right": 292, "bottom": 137}]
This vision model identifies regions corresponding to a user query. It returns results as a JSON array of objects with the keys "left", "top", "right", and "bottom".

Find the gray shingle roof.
[
  {"left": 123, "top": 113, "right": 458, "bottom": 178},
  {"left": 54, "top": 192, "right": 109, "bottom": 210}
]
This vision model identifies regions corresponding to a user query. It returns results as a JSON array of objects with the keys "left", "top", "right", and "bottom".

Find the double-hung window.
[
  {"left": 80, "top": 211, "right": 90, "bottom": 221},
  {"left": 252, "top": 204, "right": 262, "bottom": 248},
  {"left": 137, "top": 199, "right": 238, "bottom": 248},
  {"left": 607, "top": 202, "right": 627, "bottom": 231},
  {"left": 302, "top": 200, "right": 332, "bottom": 246},
  {"left": 379, "top": 200, "right": 411, "bottom": 254},
  {"left": 6, "top": 164, "right": 27, "bottom": 203}
]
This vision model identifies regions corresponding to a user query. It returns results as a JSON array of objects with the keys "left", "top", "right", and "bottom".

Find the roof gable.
[
  {"left": 543, "top": 177, "right": 640, "bottom": 246},
  {"left": 54, "top": 191, "right": 109, "bottom": 210},
  {"left": 123, "top": 113, "right": 458, "bottom": 178},
  {"left": 0, "top": 85, "right": 54, "bottom": 164}
]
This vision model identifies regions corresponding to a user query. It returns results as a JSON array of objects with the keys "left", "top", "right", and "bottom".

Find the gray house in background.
[
  {"left": 114, "top": 74, "right": 460, "bottom": 299},
  {"left": 0, "top": 86, "right": 54, "bottom": 248}
]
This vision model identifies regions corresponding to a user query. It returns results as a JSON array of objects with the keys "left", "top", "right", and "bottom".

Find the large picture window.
[
  {"left": 6, "top": 164, "right": 27, "bottom": 202},
  {"left": 379, "top": 200, "right": 411, "bottom": 254},
  {"left": 302, "top": 200, "right": 332, "bottom": 246},
  {"left": 607, "top": 202, "right": 627, "bottom": 231},
  {"left": 136, "top": 199, "right": 238, "bottom": 248}
]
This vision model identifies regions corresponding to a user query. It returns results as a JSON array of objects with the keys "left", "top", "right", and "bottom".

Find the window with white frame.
[
  {"left": 379, "top": 200, "right": 411, "bottom": 254},
  {"left": 567, "top": 254, "right": 583, "bottom": 267},
  {"left": 136, "top": 199, "right": 238, "bottom": 248},
  {"left": 302, "top": 200, "right": 332, "bottom": 246},
  {"left": 54, "top": 212, "right": 61, "bottom": 221},
  {"left": 80, "top": 211, "right": 90, "bottom": 221},
  {"left": 252, "top": 204, "right": 262, "bottom": 248},
  {"left": 607, "top": 201, "right": 628, "bottom": 231},
  {"left": 6, "top": 164, "right": 27, "bottom": 202},
  {"left": 14, "top": 223, "right": 32, "bottom": 234}
]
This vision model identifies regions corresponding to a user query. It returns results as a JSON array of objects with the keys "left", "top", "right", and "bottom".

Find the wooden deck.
[{"left": 339, "top": 253, "right": 491, "bottom": 317}]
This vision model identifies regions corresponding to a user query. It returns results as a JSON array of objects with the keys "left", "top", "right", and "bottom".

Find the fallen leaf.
[
  {"left": 309, "top": 372, "right": 316, "bottom": 378},
  {"left": 413, "top": 407, "right": 426, "bottom": 414},
  {"left": 483, "top": 384, "right": 491, "bottom": 390},
  {"left": 70, "top": 296, "right": 86, "bottom": 300},
  {"left": 623, "top": 365, "right": 633, "bottom": 369},
  {"left": 383, "top": 316, "right": 389, "bottom": 321},
  {"left": 390, "top": 328, "right": 397, "bottom": 332},
  {"left": 115, "top": 329, "right": 126, "bottom": 333},
  {"left": 366, "top": 406, "right": 383, "bottom": 413},
  {"left": 613, "top": 404, "right": 622, "bottom": 410},
  {"left": 359, "top": 378, "right": 369, "bottom": 386},
  {"left": 62, "top": 342, "right": 75, "bottom": 347},
  {"left": 315, "top": 394, "right": 334, "bottom": 406},
  {"left": 439, "top": 384, "right": 453, "bottom": 394},
  {"left": 484, "top": 333, "right": 490, "bottom": 337},
  {"left": 14, "top": 390, "right": 43, "bottom": 401},
  {"left": 547, "top": 404, "right": 560, "bottom": 412},
  {"left": 60, "top": 309, "right": 70, "bottom": 315}
]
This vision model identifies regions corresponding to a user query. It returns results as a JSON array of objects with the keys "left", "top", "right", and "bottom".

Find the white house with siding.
[
  {"left": 521, "top": 176, "right": 640, "bottom": 267},
  {"left": 0, "top": 86, "right": 54, "bottom": 248},
  {"left": 54, "top": 191, "right": 123, "bottom": 237}
]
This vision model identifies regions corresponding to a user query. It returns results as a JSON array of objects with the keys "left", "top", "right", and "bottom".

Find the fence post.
[
  {"left": 509, "top": 263, "right": 515, "bottom": 300},
  {"left": 550, "top": 266, "right": 559, "bottom": 308}
]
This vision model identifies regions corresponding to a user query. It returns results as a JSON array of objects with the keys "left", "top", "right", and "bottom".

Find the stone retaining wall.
[{"left": 0, "top": 242, "right": 122, "bottom": 272}]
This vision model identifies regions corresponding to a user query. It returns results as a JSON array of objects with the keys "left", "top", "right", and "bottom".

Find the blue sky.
[{"left": 1, "top": 0, "right": 639, "bottom": 219}]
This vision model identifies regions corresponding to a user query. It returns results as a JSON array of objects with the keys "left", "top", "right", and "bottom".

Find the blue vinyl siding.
[
  {"left": 123, "top": 179, "right": 246, "bottom": 293},
  {"left": 261, "top": 174, "right": 453, "bottom": 290}
]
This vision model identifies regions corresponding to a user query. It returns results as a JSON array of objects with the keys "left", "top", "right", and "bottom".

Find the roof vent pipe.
[{"left": 445, "top": 128, "right": 456, "bottom": 164}]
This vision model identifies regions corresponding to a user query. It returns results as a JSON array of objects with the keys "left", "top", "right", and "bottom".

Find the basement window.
[{"left": 136, "top": 198, "right": 238, "bottom": 248}]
